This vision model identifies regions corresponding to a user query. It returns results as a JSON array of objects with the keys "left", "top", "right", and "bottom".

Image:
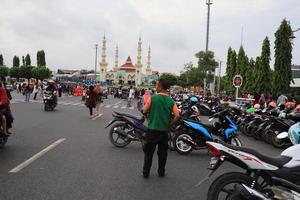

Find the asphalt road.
[{"left": 0, "top": 93, "right": 282, "bottom": 200}]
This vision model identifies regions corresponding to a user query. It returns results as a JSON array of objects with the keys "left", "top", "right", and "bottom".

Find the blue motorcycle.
[{"left": 173, "top": 109, "right": 242, "bottom": 155}]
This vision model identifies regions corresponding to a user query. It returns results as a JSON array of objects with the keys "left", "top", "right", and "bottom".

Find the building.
[
  {"left": 98, "top": 34, "right": 156, "bottom": 86},
  {"left": 291, "top": 64, "right": 300, "bottom": 87}
]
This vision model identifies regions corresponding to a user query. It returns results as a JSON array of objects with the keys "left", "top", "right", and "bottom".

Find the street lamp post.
[
  {"left": 94, "top": 44, "right": 98, "bottom": 77},
  {"left": 204, "top": 0, "right": 212, "bottom": 95},
  {"left": 217, "top": 61, "right": 222, "bottom": 94}
]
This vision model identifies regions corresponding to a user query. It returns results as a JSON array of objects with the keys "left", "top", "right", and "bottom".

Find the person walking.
[
  {"left": 33, "top": 84, "right": 39, "bottom": 100},
  {"left": 142, "top": 78, "right": 180, "bottom": 178},
  {"left": 85, "top": 85, "right": 96, "bottom": 118},
  {"left": 94, "top": 84, "right": 103, "bottom": 117},
  {"left": 127, "top": 86, "right": 135, "bottom": 107},
  {"left": 24, "top": 84, "right": 32, "bottom": 102}
]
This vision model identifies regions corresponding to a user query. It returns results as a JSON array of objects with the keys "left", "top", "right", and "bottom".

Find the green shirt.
[{"left": 148, "top": 94, "right": 175, "bottom": 131}]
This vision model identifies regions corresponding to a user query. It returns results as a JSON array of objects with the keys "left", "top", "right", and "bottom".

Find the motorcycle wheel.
[
  {"left": 0, "top": 135, "right": 8, "bottom": 148},
  {"left": 253, "top": 128, "right": 263, "bottom": 140},
  {"left": 207, "top": 172, "right": 253, "bottom": 200},
  {"left": 271, "top": 131, "right": 286, "bottom": 148},
  {"left": 241, "top": 124, "right": 252, "bottom": 137},
  {"left": 230, "top": 136, "right": 242, "bottom": 147},
  {"left": 168, "top": 131, "right": 175, "bottom": 151},
  {"left": 109, "top": 122, "right": 132, "bottom": 148},
  {"left": 173, "top": 132, "right": 193, "bottom": 155}
]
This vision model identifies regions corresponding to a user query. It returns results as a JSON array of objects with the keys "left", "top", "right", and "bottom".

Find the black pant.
[
  {"left": 89, "top": 107, "right": 93, "bottom": 116},
  {"left": 33, "top": 92, "right": 38, "bottom": 100},
  {"left": 143, "top": 129, "right": 168, "bottom": 175}
]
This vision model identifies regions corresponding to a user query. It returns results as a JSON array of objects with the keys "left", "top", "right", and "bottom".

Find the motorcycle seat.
[
  {"left": 223, "top": 143, "right": 292, "bottom": 167},
  {"left": 113, "top": 111, "right": 144, "bottom": 122},
  {"left": 184, "top": 119, "right": 215, "bottom": 132}
]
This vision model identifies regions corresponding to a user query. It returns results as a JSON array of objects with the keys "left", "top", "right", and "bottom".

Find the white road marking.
[
  {"left": 72, "top": 102, "right": 81, "bottom": 106},
  {"left": 105, "top": 105, "right": 111, "bottom": 108},
  {"left": 9, "top": 138, "right": 66, "bottom": 173},
  {"left": 121, "top": 106, "right": 126, "bottom": 109},
  {"left": 92, "top": 113, "right": 103, "bottom": 120},
  {"left": 100, "top": 104, "right": 104, "bottom": 107},
  {"left": 129, "top": 106, "right": 134, "bottom": 110},
  {"left": 113, "top": 105, "right": 119, "bottom": 108},
  {"left": 114, "top": 100, "right": 123, "bottom": 106}
]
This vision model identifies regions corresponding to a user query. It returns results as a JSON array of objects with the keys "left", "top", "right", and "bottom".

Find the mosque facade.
[{"left": 98, "top": 35, "right": 157, "bottom": 86}]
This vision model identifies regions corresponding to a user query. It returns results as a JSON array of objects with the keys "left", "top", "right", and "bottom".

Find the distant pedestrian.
[
  {"left": 58, "top": 83, "right": 62, "bottom": 97},
  {"left": 33, "top": 84, "right": 39, "bottom": 100},
  {"left": 127, "top": 86, "right": 135, "bottom": 107},
  {"left": 24, "top": 84, "right": 32, "bottom": 102},
  {"left": 94, "top": 84, "right": 103, "bottom": 117},
  {"left": 85, "top": 85, "right": 96, "bottom": 118},
  {"left": 142, "top": 78, "right": 180, "bottom": 178}
]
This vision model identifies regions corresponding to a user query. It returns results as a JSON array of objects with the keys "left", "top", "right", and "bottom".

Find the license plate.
[{"left": 209, "top": 157, "right": 219, "bottom": 168}]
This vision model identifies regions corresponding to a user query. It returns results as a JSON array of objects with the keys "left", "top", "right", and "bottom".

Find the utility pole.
[
  {"left": 204, "top": 0, "right": 212, "bottom": 96},
  {"left": 217, "top": 61, "right": 222, "bottom": 94},
  {"left": 94, "top": 44, "right": 98, "bottom": 76}
]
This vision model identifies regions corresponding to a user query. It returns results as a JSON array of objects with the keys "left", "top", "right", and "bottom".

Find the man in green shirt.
[{"left": 142, "top": 78, "right": 180, "bottom": 178}]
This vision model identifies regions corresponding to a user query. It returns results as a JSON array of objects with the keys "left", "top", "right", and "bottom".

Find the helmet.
[
  {"left": 268, "top": 101, "right": 276, "bottom": 109},
  {"left": 190, "top": 97, "right": 198, "bottom": 103},
  {"left": 288, "top": 122, "right": 300, "bottom": 145},
  {"left": 296, "top": 105, "right": 300, "bottom": 113},
  {"left": 254, "top": 104, "right": 261, "bottom": 109}
]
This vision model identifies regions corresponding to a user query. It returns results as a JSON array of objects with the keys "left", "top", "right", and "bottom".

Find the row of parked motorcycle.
[
  {"left": 236, "top": 104, "right": 300, "bottom": 148},
  {"left": 105, "top": 94, "right": 300, "bottom": 199}
]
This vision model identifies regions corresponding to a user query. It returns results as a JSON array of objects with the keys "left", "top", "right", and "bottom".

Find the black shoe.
[
  {"left": 158, "top": 171, "right": 165, "bottom": 177},
  {"left": 143, "top": 172, "right": 149, "bottom": 178}
]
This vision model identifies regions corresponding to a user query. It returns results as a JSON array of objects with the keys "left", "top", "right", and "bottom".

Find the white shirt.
[{"left": 129, "top": 89, "right": 135, "bottom": 98}]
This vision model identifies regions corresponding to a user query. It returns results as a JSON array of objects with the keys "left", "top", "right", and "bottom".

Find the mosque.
[{"left": 98, "top": 35, "right": 158, "bottom": 86}]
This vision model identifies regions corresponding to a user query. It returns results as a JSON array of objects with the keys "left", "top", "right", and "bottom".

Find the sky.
[{"left": 0, "top": 0, "right": 300, "bottom": 75}]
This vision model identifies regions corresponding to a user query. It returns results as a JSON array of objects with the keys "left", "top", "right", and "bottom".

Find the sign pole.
[{"left": 236, "top": 87, "right": 239, "bottom": 103}]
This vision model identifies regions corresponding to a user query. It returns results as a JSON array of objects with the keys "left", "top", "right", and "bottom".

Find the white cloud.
[{"left": 0, "top": 0, "right": 299, "bottom": 75}]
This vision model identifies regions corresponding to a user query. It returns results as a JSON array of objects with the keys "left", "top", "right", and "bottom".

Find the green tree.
[
  {"left": 253, "top": 56, "right": 261, "bottom": 93},
  {"left": 0, "top": 54, "right": 3, "bottom": 66},
  {"left": 13, "top": 56, "right": 20, "bottom": 67},
  {"left": 273, "top": 19, "right": 293, "bottom": 95},
  {"left": 225, "top": 49, "right": 237, "bottom": 92},
  {"left": 20, "top": 65, "right": 34, "bottom": 80},
  {"left": 195, "top": 51, "right": 218, "bottom": 86},
  {"left": 9, "top": 66, "right": 21, "bottom": 81},
  {"left": 256, "top": 37, "right": 272, "bottom": 94},
  {"left": 25, "top": 54, "right": 31, "bottom": 66},
  {"left": 22, "top": 56, "right": 25, "bottom": 66},
  {"left": 244, "top": 58, "right": 256, "bottom": 93},
  {"left": 32, "top": 66, "right": 52, "bottom": 81},
  {"left": 159, "top": 72, "right": 178, "bottom": 86},
  {"left": 37, "top": 50, "right": 46, "bottom": 67},
  {"left": 237, "top": 46, "right": 249, "bottom": 78},
  {"left": 0, "top": 66, "right": 9, "bottom": 77}
]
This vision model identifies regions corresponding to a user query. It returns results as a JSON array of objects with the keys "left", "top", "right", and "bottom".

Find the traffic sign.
[{"left": 233, "top": 75, "right": 243, "bottom": 88}]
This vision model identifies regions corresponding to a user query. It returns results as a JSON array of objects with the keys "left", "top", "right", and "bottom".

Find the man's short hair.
[{"left": 158, "top": 78, "right": 171, "bottom": 90}]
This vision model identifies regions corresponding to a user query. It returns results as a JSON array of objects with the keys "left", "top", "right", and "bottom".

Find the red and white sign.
[{"left": 233, "top": 75, "right": 243, "bottom": 88}]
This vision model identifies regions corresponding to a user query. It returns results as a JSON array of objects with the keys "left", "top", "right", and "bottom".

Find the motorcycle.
[
  {"left": 0, "top": 111, "right": 13, "bottom": 148},
  {"left": 199, "top": 141, "right": 300, "bottom": 200},
  {"left": 173, "top": 109, "right": 242, "bottom": 155},
  {"left": 232, "top": 176, "right": 300, "bottom": 200},
  {"left": 277, "top": 122, "right": 300, "bottom": 145},
  {"left": 43, "top": 91, "right": 57, "bottom": 111},
  {"left": 105, "top": 111, "right": 147, "bottom": 147}
]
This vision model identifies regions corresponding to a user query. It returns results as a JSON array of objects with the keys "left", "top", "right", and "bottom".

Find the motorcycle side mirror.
[{"left": 277, "top": 132, "right": 288, "bottom": 139}]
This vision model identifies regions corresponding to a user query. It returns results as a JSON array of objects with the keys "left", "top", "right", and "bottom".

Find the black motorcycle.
[{"left": 43, "top": 91, "right": 57, "bottom": 111}]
